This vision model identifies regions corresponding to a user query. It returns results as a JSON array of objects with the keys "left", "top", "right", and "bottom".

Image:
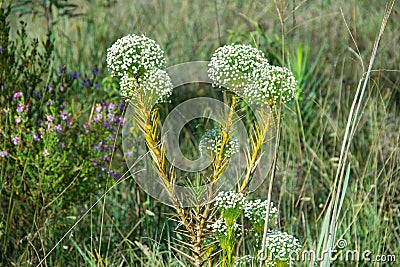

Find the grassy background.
[{"left": 5, "top": 0, "right": 400, "bottom": 266}]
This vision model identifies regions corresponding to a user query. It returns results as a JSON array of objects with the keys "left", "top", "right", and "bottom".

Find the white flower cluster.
[
  {"left": 244, "top": 66, "right": 297, "bottom": 106},
  {"left": 208, "top": 219, "right": 241, "bottom": 236},
  {"left": 198, "top": 127, "right": 239, "bottom": 159},
  {"left": 264, "top": 231, "right": 302, "bottom": 262},
  {"left": 106, "top": 34, "right": 166, "bottom": 78},
  {"left": 208, "top": 44, "right": 297, "bottom": 106},
  {"left": 208, "top": 44, "right": 268, "bottom": 92},
  {"left": 234, "top": 255, "right": 254, "bottom": 267},
  {"left": 137, "top": 68, "right": 173, "bottom": 102},
  {"left": 214, "top": 191, "right": 246, "bottom": 211},
  {"left": 107, "top": 34, "right": 173, "bottom": 103},
  {"left": 244, "top": 199, "right": 278, "bottom": 226}
]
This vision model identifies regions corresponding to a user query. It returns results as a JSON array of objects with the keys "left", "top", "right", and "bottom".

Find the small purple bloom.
[
  {"left": 108, "top": 170, "right": 116, "bottom": 177},
  {"left": 59, "top": 104, "right": 66, "bottom": 110},
  {"left": 107, "top": 113, "right": 114, "bottom": 120},
  {"left": 101, "top": 165, "right": 107, "bottom": 172},
  {"left": 58, "top": 65, "right": 68, "bottom": 76},
  {"left": 114, "top": 173, "right": 123, "bottom": 180},
  {"left": 0, "top": 46, "right": 2, "bottom": 53},
  {"left": 94, "top": 143, "right": 102, "bottom": 151},
  {"left": 15, "top": 116, "right": 22, "bottom": 123},
  {"left": 95, "top": 104, "right": 102, "bottom": 113},
  {"left": 103, "top": 155, "right": 110, "bottom": 163},
  {"left": 54, "top": 124, "right": 63, "bottom": 132},
  {"left": 0, "top": 151, "right": 8, "bottom": 157},
  {"left": 92, "top": 67, "right": 99, "bottom": 75},
  {"left": 70, "top": 72, "right": 79, "bottom": 80},
  {"left": 59, "top": 142, "right": 65, "bottom": 148},
  {"left": 46, "top": 115, "right": 54, "bottom": 122},
  {"left": 12, "top": 136, "right": 20, "bottom": 145},
  {"left": 32, "top": 133, "right": 39, "bottom": 141},
  {"left": 82, "top": 79, "right": 91, "bottom": 88},
  {"left": 127, "top": 151, "right": 133, "bottom": 157},
  {"left": 59, "top": 87, "right": 65, "bottom": 93},
  {"left": 118, "top": 103, "right": 125, "bottom": 110},
  {"left": 43, "top": 149, "right": 50, "bottom": 157},
  {"left": 60, "top": 112, "right": 70, "bottom": 121},
  {"left": 95, "top": 83, "right": 100, "bottom": 89},
  {"left": 4, "top": 108, "right": 10, "bottom": 114},
  {"left": 17, "top": 103, "right": 24, "bottom": 113},
  {"left": 102, "top": 121, "right": 110, "bottom": 128},
  {"left": 48, "top": 85, "right": 53, "bottom": 92},
  {"left": 13, "top": 91, "right": 23, "bottom": 100},
  {"left": 109, "top": 136, "right": 115, "bottom": 141},
  {"left": 93, "top": 160, "right": 98, "bottom": 166},
  {"left": 108, "top": 103, "right": 115, "bottom": 111}
]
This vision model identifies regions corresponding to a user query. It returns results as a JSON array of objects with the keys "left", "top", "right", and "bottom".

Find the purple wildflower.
[
  {"left": 93, "top": 160, "right": 98, "bottom": 166},
  {"left": 0, "top": 151, "right": 8, "bottom": 157},
  {"left": 108, "top": 103, "right": 115, "bottom": 111},
  {"left": 103, "top": 155, "right": 110, "bottom": 163},
  {"left": 70, "top": 72, "right": 79, "bottom": 80},
  {"left": 95, "top": 83, "right": 100, "bottom": 89},
  {"left": 15, "top": 116, "right": 22, "bottom": 124},
  {"left": 94, "top": 143, "right": 102, "bottom": 151},
  {"left": 101, "top": 165, "right": 107, "bottom": 172},
  {"left": 48, "top": 85, "right": 53, "bottom": 92},
  {"left": 127, "top": 151, "right": 133, "bottom": 157},
  {"left": 13, "top": 91, "right": 23, "bottom": 100},
  {"left": 58, "top": 65, "right": 68, "bottom": 76},
  {"left": 59, "top": 86, "right": 65, "bottom": 93},
  {"left": 32, "top": 133, "right": 39, "bottom": 141},
  {"left": 59, "top": 103, "right": 66, "bottom": 110},
  {"left": 95, "top": 104, "right": 102, "bottom": 113},
  {"left": 114, "top": 173, "right": 123, "bottom": 180},
  {"left": 46, "top": 115, "right": 54, "bottom": 122},
  {"left": 12, "top": 136, "right": 20, "bottom": 145},
  {"left": 16, "top": 104, "right": 24, "bottom": 113},
  {"left": 59, "top": 142, "right": 65, "bottom": 148},
  {"left": 60, "top": 112, "right": 70, "bottom": 121},
  {"left": 92, "top": 67, "right": 99, "bottom": 75},
  {"left": 43, "top": 149, "right": 50, "bottom": 157},
  {"left": 82, "top": 79, "right": 91, "bottom": 88},
  {"left": 54, "top": 124, "right": 63, "bottom": 132},
  {"left": 118, "top": 103, "right": 125, "bottom": 110}
]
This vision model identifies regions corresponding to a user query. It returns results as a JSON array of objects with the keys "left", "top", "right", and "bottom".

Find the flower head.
[
  {"left": 120, "top": 68, "right": 173, "bottom": 102},
  {"left": 199, "top": 127, "right": 239, "bottom": 159},
  {"left": 244, "top": 66, "right": 297, "bottom": 106},
  {"left": 244, "top": 199, "right": 278, "bottom": 234},
  {"left": 263, "top": 231, "right": 302, "bottom": 263},
  {"left": 106, "top": 34, "right": 166, "bottom": 78},
  {"left": 208, "top": 44, "right": 269, "bottom": 92},
  {"left": 214, "top": 191, "right": 246, "bottom": 224}
]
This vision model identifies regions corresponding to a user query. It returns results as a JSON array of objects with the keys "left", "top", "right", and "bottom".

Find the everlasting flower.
[
  {"left": 263, "top": 231, "right": 302, "bottom": 263},
  {"left": 106, "top": 34, "right": 166, "bottom": 78},
  {"left": 208, "top": 44, "right": 269, "bottom": 92},
  {"left": 199, "top": 127, "right": 239, "bottom": 159}
]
